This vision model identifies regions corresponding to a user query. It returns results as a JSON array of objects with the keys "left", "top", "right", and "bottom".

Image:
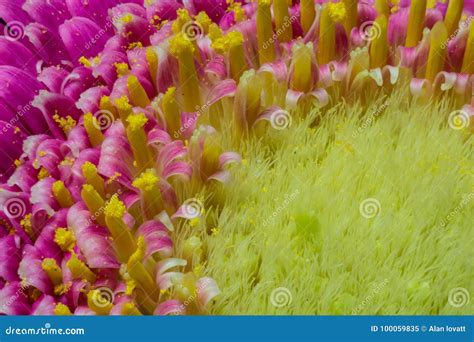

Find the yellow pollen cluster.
[
  {"left": 54, "top": 227, "right": 76, "bottom": 251},
  {"left": 54, "top": 303, "right": 72, "bottom": 315},
  {"left": 169, "top": 33, "right": 195, "bottom": 56},
  {"left": 132, "top": 170, "right": 159, "bottom": 192},
  {"left": 172, "top": 8, "right": 192, "bottom": 33},
  {"left": 53, "top": 114, "right": 77, "bottom": 134},
  {"left": 328, "top": 2, "right": 347, "bottom": 23},
  {"left": 129, "top": 235, "right": 146, "bottom": 265},
  {"left": 121, "top": 14, "right": 133, "bottom": 24},
  {"left": 126, "top": 112, "right": 148, "bottom": 131},
  {"left": 81, "top": 161, "right": 98, "bottom": 179},
  {"left": 104, "top": 194, "right": 126, "bottom": 218},
  {"left": 208, "top": 23, "right": 223, "bottom": 41},
  {"left": 114, "top": 62, "right": 129, "bottom": 76},
  {"left": 79, "top": 56, "right": 91, "bottom": 67},
  {"left": 227, "top": 1, "right": 245, "bottom": 22},
  {"left": 195, "top": 11, "right": 211, "bottom": 31}
]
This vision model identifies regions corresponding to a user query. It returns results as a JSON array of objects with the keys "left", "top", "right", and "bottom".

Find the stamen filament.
[
  {"left": 127, "top": 75, "right": 150, "bottom": 108},
  {"left": 41, "top": 258, "right": 63, "bottom": 286},
  {"left": 405, "top": 0, "right": 427, "bottom": 47},
  {"left": 126, "top": 113, "right": 154, "bottom": 170},
  {"left": 301, "top": 0, "right": 316, "bottom": 34},
  {"left": 274, "top": 0, "right": 293, "bottom": 43},
  {"left": 461, "top": 20, "right": 474, "bottom": 74},
  {"left": 425, "top": 21, "right": 448, "bottom": 82},
  {"left": 369, "top": 15, "right": 389, "bottom": 69},
  {"left": 162, "top": 87, "right": 182, "bottom": 137},
  {"left": 375, "top": 0, "right": 389, "bottom": 18},
  {"left": 52, "top": 180, "right": 74, "bottom": 208},
  {"left": 81, "top": 184, "right": 107, "bottom": 227},
  {"left": 122, "top": 302, "right": 142, "bottom": 315},
  {"left": 291, "top": 42, "right": 314, "bottom": 93},
  {"left": 318, "top": 5, "right": 336, "bottom": 64},
  {"left": 83, "top": 113, "right": 104, "bottom": 147},
  {"left": 127, "top": 236, "right": 157, "bottom": 296},
  {"left": 146, "top": 47, "right": 158, "bottom": 87},
  {"left": 99, "top": 96, "right": 118, "bottom": 119},
  {"left": 132, "top": 169, "right": 163, "bottom": 219},
  {"left": 228, "top": 31, "right": 248, "bottom": 82},
  {"left": 104, "top": 194, "right": 136, "bottom": 263},
  {"left": 343, "top": 0, "right": 358, "bottom": 35},
  {"left": 67, "top": 253, "right": 96, "bottom": 283},
  {"left": 114, "top": 96, "right": 133, "bottom": 126},
  {"left": 444, "top": 0, "right": 464, "bottom": 36},
  {"left": 257, "top": 0, "right": 275, "bottom": 65},
  {"left": 81, "top": 162, "right": 105, "bottom": 198}
]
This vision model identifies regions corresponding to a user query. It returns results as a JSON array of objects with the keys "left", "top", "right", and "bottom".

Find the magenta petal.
[
  {"left": 0, "top": 234, "right": 21, "bottom": 282},
  {"left": 68, "top": 203, "right": 120, "bottom": 269},
  {"left": 137, "top": 220, "right": 173, "bottom": 259},
  {"left": 0, "top": 38, "right": 38, "bottom": 74},
  {"left": 0, "top": 121, "right": 26, "bottom": 180},
  {"left": 31, "top": 294, "right": 56, "bottom": 315},
  {"left": 22, "top": 0, "right": 71, "bottom": 32},
  {"left": 162, "top": 161, "right": 192, "bottom": 181},
  {"left": 0, "top": 281, "right": 30, "bottom": 315},
  {"left": 196, "top": 277, "right": 220, "bottom": 307},
  {"left": 154, "top": 299, "right": 185, "bottom": 315},
  {"left": 38, "top": 66, "right": 69, "bottom": 93},
  {"left": 61, "top": 66, "right": 98, "bottom": 101},
  {"left": 59, "top": 17, "right": 112, "bottom": 61},
  {"left": 206, "top": 79, "right": 237, "bottom": 106},
  {"left": 146, "top": 0, "right": 182, "bottom": 22},
  {"left": 25, "top": 23, "right": 72, "bottom": 65},
  {"left": 7, "top": 162, "right": 38, "bottom": 192},
  {"left": 18, "top": 245, "right": 53, "bottom": 294},
  {"left": 34, "top": 209, "right": 67, "bottom": 259}
]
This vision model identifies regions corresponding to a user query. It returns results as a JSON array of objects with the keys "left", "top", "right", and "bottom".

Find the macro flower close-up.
[{"left": 0, "top": 0, "right": 472, "bottom": 317}]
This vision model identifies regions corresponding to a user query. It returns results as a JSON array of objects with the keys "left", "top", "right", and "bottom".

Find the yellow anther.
[
  {"left": 83, "top": 112, "right": 105, "bottom": 147},
  {"left": 114, "top": 62, "right": 130, "bottom": 77},
  {"left": 405, "top": 0, "right": 427, "bottom": 47},
  {"left": 54, "top": 303, "right": 72, "bottom": 315},
  {"left": 67, "top": 253, "right": 96, "bottom": 283},
  {"left": 52, "top": 180, "right": 74, "bottom": 208},
  {"left": 41, "top": 258, "right": 63, "bottom": 286},
  {"left": 425, "top": 21, "right": 448, "bottom": 82},
  {"left": 127, "top": 75, "right": 150, "bottom": 108},
  {"left": 54, "top": 228, "right": 76, "bottom": 252}
]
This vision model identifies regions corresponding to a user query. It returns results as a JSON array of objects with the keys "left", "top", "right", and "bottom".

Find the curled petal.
[
  {"left": 196, "top": 277, "right": 220, "bottom": 307},
  {"left": 154, "top": 299, "right": 185, "bottom": 315}
]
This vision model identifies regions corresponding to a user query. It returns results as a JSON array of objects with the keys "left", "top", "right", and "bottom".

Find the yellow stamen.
[
  {"left": 369, "top": 15, "right": 389, "bottom": 69},
  {"left": 318, "top": 4, "right": 336, "bottom": 64},
  {"left": 127, "top": 75, "right": 150, "bottom": 108},
  {"left": 20, "top": 214, "right": 34, "bottom": 239},
  {"left": 99, "top": 96, "right": 118, "bottom": 119},
  {"left": 202, "top": 133, "right": 223, "bottom": 179},
  {"left": 375, "top": 0, "right": 390, "bottom": 17},
  {"left": 81, "top": 162, "right": 105, "bottom": 198},
  {"left": 54, "top": 228, "right": 76, "bottom": 252},
  {"left": 53, "top": 114, "right": 76, "bottom": 134},
  {"left": 115, "top": 62, "right": 129, "bottom": 77},
  {"left": 114, "top": 96, "right": 133, "bottom": 125},
  {"left": 273, "top": 0, "right": 293, "bottom": 43},
  {"left": 291, "top": 42, "right": 314, "bottom": 93},
  {"left": 81, "top": 184, "right": 106, "bottom": 227},
  {"left": 127, "top": 236, "right": 157, "bottom": 296},
  {"left": 461, "top": 20, "right": 474, "bottom": 74},
  {"left": 405, "top": 0, "right": 427, "bottom": 47},
  {"left": 54, "top": 303, "right": 72, "bottom": 315},
  {"left": 256, "top": 0, "right": 275, "bottom": 65},
  {"left": 104, "top": 194, "right": 136, "bottom": 262},
  {"left": 234, "top": 70, "right": 262, "bottom": 130},
  {"left": 79, "top": 56, "right": 91, "bottom": 67},
  {"left": 146, "top": 47, "right": 158, "bottom": 86},
  {"left": 444, "top": 0, "right": 464, "bottom": 36},
  {"left": 52, "top": 180, "right": 74, "bottom": 208},
  {"left": 122, "top": 302, "right": 142, "bottom": 315},
  {"left": 132, "top": 169, "right": 162, "bottom": 218},
  {"left": 83, "top": 112, "right": 105, "bottom": 147},
  {"left": 162, "top": 87, "right": 182, "bottom": 136},
  {"left": 126, "top": 113, "right": 154, "bottom": 170},
  {"left": 301, "top": 0, "right": 316, "bottom": 34},
  {"left": 169, "top": 33, "right": 201, "bottom": 112},
  {"left": 425, "top": 21, "right": 448, "bottom": 82},
  {"left": 87, "top": 289, "right": 113, "bottom": 315},
  {"left": 66, "top": 253, "right": 96, "bottom": 283},
  {"left": 343, "top": 0, "right": 358, "bottom": 35},
  {"left": 41, "top": 258, "right": 63, "bottom": 286},
  {"left": 227, "top": 31, "right": 248, "bottom": 81},
  {"left": 195, "top": 11, "right": 211, "bottom": 34},
  {"left": 208, "top": 23, "right": 223, "bottom": 42}
]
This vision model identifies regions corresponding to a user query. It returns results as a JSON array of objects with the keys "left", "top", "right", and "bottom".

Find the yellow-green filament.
[
  {"left": 369, "top": 15, "right": 389, "bottom": 69},
  {"left": 66, "top": 253, "right": 96, "bottom": 283},
  {"left": 343, "top": 0, "right": 358, "bottom": 35},
  {"left": 405, "top": 0, "right": 427, "bottom": 47},
  {"left": 41, "top": 258, "right": 63, "bottom": 286},
  {"left": 52, "top": 180, "right": 74, "bottom": 208},
  {"left": 104, "top": 194, "right": 136, "bottom": 263},
  {"left": 444, "top": 0, "right": 464, "bottom": 36},
  {"left": 132, "top": 169, "right": 162, "bottom": 218},
  {"left": 81, "top": 161, "right": 105, "bottom": 198},
  {"left": 81, "top": 184, "right": 106, "bottom": 227},
  {"left": 146, "top": 47, "right": 158, "bottom": 86},
  {"left": 126, "top": 113, "right": 154, "bottom": 170},
  {"left": 228, "top": 31, "right": 248, "bottom": 81},
  {"left": 301, "top": 0, "right": 316, "bottom": 34},
  {"left": 127, "top": 75, "right": 150, "bottom": 108},
  {"left": 318, "top": 5, "right": 336, "bottom": 64},
  {"left": 257, "top": 0, "right": 275, "bottom": 65},
  {"left": 83, "top": 113, "right": 104, "bottom": 147},
  {"left": 162, "top": 87, "right": 182, "bottom": 136},
  {"left": 375, "top": 0, "right": 390, "bottom": 17},
  {"left": 127, "top": 236, "right": 157, "bottom": 296},
  {"left": 425, "top": 21, "right": 448, "bottom": 82},
  {"left": 169, "top": 33, "right": 201, "bottom": 112},
  {"left": 291, "top": 42, "right": 314, "bottom": 93},
  {"left": 274, "top": 0, "right": 293, "bottom": 43},
  {"left": 461, "top": 20, "right": 474, "bottom": 74},
  {"left": 114, "top": 96, "right": 133, "bottom": 125}
]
